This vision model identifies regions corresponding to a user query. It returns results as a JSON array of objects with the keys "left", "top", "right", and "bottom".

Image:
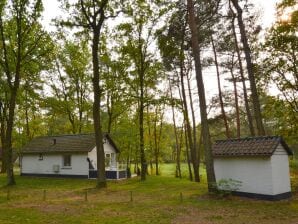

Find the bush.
[{"left": 214, "top": 178, "right": 242, "bottom": 197}]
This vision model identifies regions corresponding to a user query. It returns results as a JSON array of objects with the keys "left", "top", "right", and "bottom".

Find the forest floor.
[{"left": 0, "top": 163, "right": 298, "bottom": 224}]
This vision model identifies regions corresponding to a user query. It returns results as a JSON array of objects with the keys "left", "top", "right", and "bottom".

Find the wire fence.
[{"left": 0, "top": 188, "right": 192, "bottom": 204}]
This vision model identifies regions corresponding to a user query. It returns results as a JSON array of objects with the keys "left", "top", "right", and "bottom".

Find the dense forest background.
[{"left": 0, "top": 0, "right": 297, "bottom": 187}]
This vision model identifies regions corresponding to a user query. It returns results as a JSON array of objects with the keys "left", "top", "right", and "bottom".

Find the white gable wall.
[
  {"left": 271, "top": 144, "right": 291, "bottom": 195},
  {"left": 214, "top": 157, "right": 274, "bottom": 195},
  {"left": 87, "top": 138, "right": 117, "bottom": 169},
  {"left": 21, "top": 153, "right": 89, "bottom": 176},
  {"left": 88, "top": 147, "right": 97, "bottom": 168}
]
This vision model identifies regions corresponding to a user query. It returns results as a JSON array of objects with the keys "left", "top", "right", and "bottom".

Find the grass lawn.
[{"left": 0, "top": 163, "right": 298, "bottom": 224}]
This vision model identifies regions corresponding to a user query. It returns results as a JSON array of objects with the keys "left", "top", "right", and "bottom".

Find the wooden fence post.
[
  {"left": 130, "top": 191, "right": 133, "bottom": 202},
  {"left": 84, "top": 190, "right": 88, "bottom": 202},
  {"left": 43, "top": 190, "right": 46, "bottom": 201}
]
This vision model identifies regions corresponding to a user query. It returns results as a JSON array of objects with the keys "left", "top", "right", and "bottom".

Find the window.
[
  {"left": 111, "top": 153, "right": 116, "bottom": 163},
  {"left": 38, "top": 154, "right": 43, "bottom": 161},
  {"left": 105, "top": 153, "right": 110, "bottom": 167},
  {"left": 63, "top": 155, "right": 71, "bottom": 167}
]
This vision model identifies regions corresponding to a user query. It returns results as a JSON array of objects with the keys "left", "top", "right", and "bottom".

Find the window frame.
[{"left": 62, "top": 154, "right": 72, "bottom": 168}]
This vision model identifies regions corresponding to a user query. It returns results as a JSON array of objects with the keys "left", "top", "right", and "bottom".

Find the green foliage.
[
  {"left": 214, "top": 178, "right": 242, "bottom": 197},
  {"left": 261, "top": 0, "right": 297, "bottom": 112},
  {"left": 259, "top": 0, "right": 298, "bottom": 146},
  {"left": 43, "top": 36, "right": 92, "bottom": 134},
  {"left": 261, "top": 93, "right": 298, "bottom": 145}
]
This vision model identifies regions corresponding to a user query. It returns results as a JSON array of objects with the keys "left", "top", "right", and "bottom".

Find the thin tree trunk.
[
  {"left": 179, "top": 72, "right": 200, "bottom": 182},
  {"left": 153, "top": 107, "right": 158, "bottom": 173},
  {"left": 139, "top": 71, "right": 146, "bottom": 181},
  {"left": 155, "top": 106, "right": 164, "bottom": 176},
  {"left": 230, "top": 0, "right": 265, "bottom": 136},
  {"left": 184, "top": 124, "right": 193, "bottom": 181},
  {"left": 24, "top": 85, "right": 31, "bottom": 139},
  {"left": 229, "top": 54, "right": 241, "bottom": 138},
  {"left": 211, "top": 35, "right": 231, "bottom": 138},
  {"left": 107, "top": 92, "right": 113, "bottom": 134},
  {"left": 230, "top": 11, "right": 255, "bottom": 136},
  {"left": 146, "top": 105, "right": 154, "bottom": 175},
  {"left": 187, "top": 0, "right": 216, "bottom": 191},
  {"left": 186, "top": 71, "right": 200, "bottom": 179},
  {"left": 168, "top": 79, "right": 181, "bottom": 178}
]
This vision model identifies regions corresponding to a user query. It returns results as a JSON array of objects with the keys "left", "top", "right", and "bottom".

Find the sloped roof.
[
  {"left": 22, "top": 133, "right": 120, "bottom": 154},
  {"left": 212, "top": 136, "right": 293, "bottom": 157}
]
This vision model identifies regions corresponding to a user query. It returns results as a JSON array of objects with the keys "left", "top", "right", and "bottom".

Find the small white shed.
[
  {"left": 20, "top": 133, "right": 127, "bottom": 179},
  {"left": 212, "top": 136, "right": 293, "bottom": 200}
]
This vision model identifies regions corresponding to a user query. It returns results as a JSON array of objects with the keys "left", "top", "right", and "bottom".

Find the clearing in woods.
[{"left": 0, "top": 163, "right": 298, "bottom": 224}]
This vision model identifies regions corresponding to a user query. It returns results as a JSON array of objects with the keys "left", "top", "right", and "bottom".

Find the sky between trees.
[{"left": 40, "top": 0, "right": 281, "bottom": 125}]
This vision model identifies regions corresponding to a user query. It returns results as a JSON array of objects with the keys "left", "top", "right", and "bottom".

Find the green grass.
[{"left": 0, "top": 164, "right": 298, "bottom": 223}]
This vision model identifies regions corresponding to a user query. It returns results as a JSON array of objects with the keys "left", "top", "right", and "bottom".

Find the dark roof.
[
  {"left": 212, "top": 136, "right": 293, "bottom": 157},
  {"left": 22, "top": 133, "right": 120, "bottom": 154}
]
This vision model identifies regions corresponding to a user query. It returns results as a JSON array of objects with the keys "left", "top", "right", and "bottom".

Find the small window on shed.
[
  {"left": 63, "top": 155, "right": 71, "bottom": 167},
  {"left": 38, "top": 154, "right": 43, "bottom": 161}
]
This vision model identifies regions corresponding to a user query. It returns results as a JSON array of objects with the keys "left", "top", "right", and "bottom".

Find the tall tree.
[
  {"left": 186, "top": 0, "right": 217, "bottom": 191},
  {"left": 168, "top": 78, "right": 183, "bottom": 179},
  {"left": 117, "top": 0, "right": 167, "bottom": 180},
  {"left": 59, "top": 0, "right": 121, "bottom": 188},
  {"left": 229, "top": 7, "right": 255, "bottom": 136},
  {"left": 211, "top": 35, "right": 231, "bottom": 138},
  {"left": 46, "top": 37, "right": 92, "bottom": 134},
  {"left": 230, "top": 0, "right": 265, "bottom": 136},
  {"left": 158, "top": 4, "right": 201, "bottom": 182},
  {"left": 261, "top": 0, "right": 298, "bottom": 120},
  {"left": 0, "top": 0, "right": 52, "bottom": 185}
]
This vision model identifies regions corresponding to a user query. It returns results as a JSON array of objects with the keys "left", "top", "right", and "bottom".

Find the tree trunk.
[
  {"left": 92, "top": 29, "right": 106, "bottom": 188},
  {"left": 187, "top": 0, "right": 216, "bottom": 191},
  {"left": 153, "top": 107, "right": 160, "bottom": 176},
  {"left": 139, "top": 71, "right": 146, "bottom": 181},
  {"left": 168, "top": 79, "right": 181, "bottom": 178},
  {"left": 184, "top": 124, "right": 193, "bottom": 181},
  {"left": 229, "top": 55, "right": 241, "bottom": 138},
  {"left": 0, "top": 105, "right": 7, "bottom": 174},
  {"left": 211, "top": 35, "right": 231, "bottom": 138},
  {"left": 155, "top": 106, "right": 164, "bottom": 176},
  {"left": 179, "top": 72, "right": 200, "bottom": 182},
  {"left": 186, "top": 71, "right": 200, "bottom": 179},
  {"left": 24, "top": 86, "right": 31, "bottom": 139},
  {"left": 230, "top": 12, "right": 255, "bottom": 136},
  {"left": 230, "top": 0, "right": 265, "bottom": 136},
  {"left": 107, "top": 92, "right": 113, "bottom": 134},
  {"left": 5, "top": 86, "right": 18, "bottom": 186},
  {"left": 146, "top": 105, "right": 154, "bottom": 175}
]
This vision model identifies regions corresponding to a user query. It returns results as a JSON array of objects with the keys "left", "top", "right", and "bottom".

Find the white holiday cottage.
[
  {"left": 20, "top": 133, "right": 127, "bottom": 179},
  {"left": 212, "top": 136, "right": 293, "bottom": 200}
]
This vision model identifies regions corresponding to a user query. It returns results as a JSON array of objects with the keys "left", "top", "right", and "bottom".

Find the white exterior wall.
[
  {"left": 271, "top": 144, "right": 291, "bottom": 194},
  {"left": 87, "top": 137, "right": 117, "bottom": 169},
  {"left": 21, "top": 136, "right": 119, "bottom": 176},
  {"left": 88, "top": 147, "right": 97, "bottom": 168},
  {"left": 21, "top": 153, "right": 88, "bottom": 176},
  {"left": 214, "top": 144, "right": 291, "bottom": 195},
  {"left": 214, "top": 157, "right": 274, "bottom": 195}
]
